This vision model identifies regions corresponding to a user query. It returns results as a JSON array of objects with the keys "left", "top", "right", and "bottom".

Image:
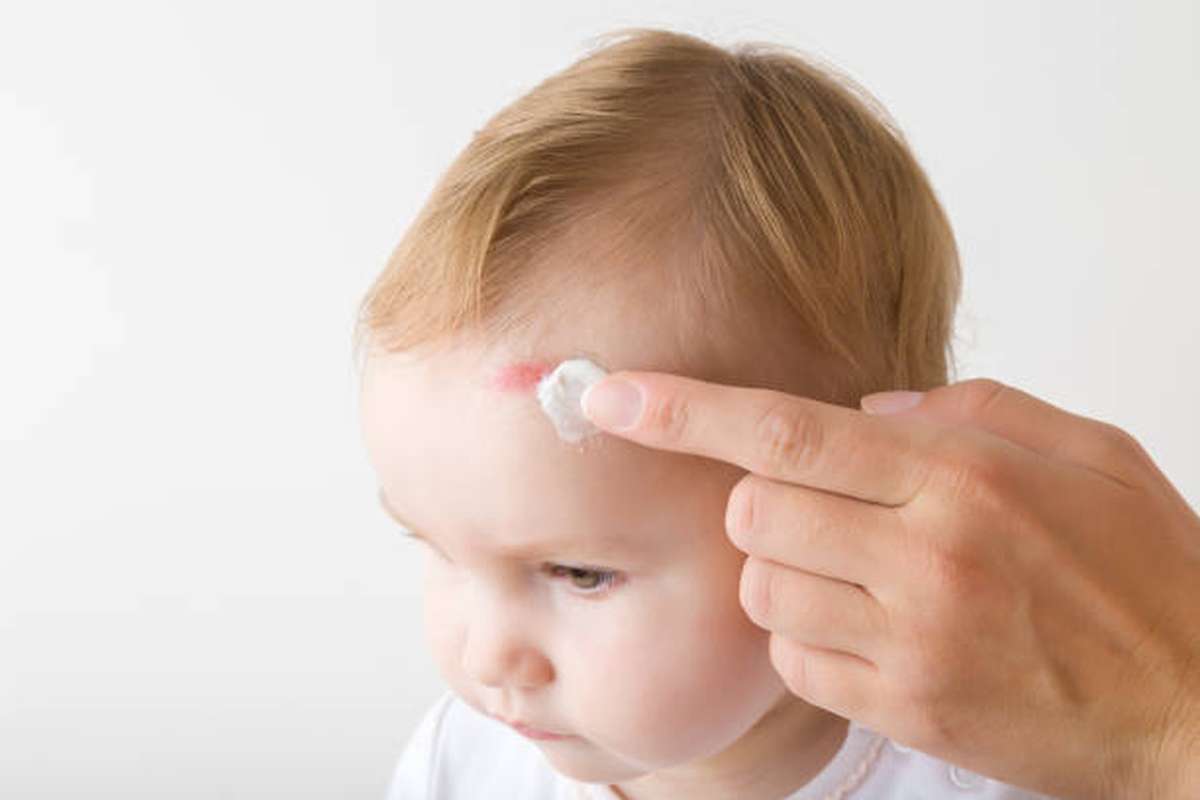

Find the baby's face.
[{"left": 360, "top": 330, "right": 798, "bottom": 782}]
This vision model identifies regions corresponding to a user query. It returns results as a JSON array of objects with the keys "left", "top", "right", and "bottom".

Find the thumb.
[{"left": 863, "top": 378, "right": 1157, "bottom": 492}]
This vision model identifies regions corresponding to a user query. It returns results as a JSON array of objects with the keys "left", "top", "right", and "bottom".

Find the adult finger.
[
  {"left": 582, "top": 370, "right": 942, "bottom": 507},
  {"left": 869, "top": 378, "right": 1186, "bottom": 505},
  {"left": 741, "top": 557, "right": 888, "bottom": 661},
  {"left": 768, "top": 633, "right": 880, "bottom": 727},
  {"left": 727, "top": 473, "right": 903, "bottom": 589}
]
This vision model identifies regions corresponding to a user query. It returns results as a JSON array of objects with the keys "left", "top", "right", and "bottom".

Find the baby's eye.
[
  {"left": 546, "top": 565, "right": 622, "bottom": 596},
  {"left": 400, "top": 531, "right": 622, "bottom": 597}
]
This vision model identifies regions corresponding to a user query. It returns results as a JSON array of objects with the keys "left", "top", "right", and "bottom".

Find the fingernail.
[
  {"left": 861, "top": 390, "right": 924, "bottom": 415},
  {"left": 582, "top": 378, "right": 644, "bottom": 430}
]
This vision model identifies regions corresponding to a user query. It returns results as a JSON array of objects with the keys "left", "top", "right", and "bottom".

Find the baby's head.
[{"left": 357, "top": 28, "right": 960, "bottom": 789}]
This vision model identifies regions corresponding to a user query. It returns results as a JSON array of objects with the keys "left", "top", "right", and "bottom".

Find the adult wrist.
[
  {"left": 1170, "top": 745, "right": 1200, "bottom": 800},
  {"left": 1158, "top": 707, "right": 1200, "bottom": 800}
]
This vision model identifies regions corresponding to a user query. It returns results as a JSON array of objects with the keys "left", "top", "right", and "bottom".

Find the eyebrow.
[{"left": 376, "top": 487, "right": 639, "bottom": 559}]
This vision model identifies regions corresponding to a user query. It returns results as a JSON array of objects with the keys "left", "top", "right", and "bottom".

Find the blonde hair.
[{"left": 354, "top": 27, "right": 962, "bottom": 406}]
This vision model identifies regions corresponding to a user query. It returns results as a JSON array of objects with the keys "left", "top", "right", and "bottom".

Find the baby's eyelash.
[
  {"left": 398, "top": 532, "right": 622, "bottom": 597},
  {"left": 546, "top": 565, "right": 622, "bottom": 596}
]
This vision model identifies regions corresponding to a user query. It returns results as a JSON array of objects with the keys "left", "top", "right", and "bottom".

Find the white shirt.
[{"left": 385, "top": 691, "right": 1061, "bottom": 799}]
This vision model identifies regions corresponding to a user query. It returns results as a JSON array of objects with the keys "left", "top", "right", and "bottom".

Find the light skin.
[
  {"left": 359, "top": 190, "right": 1199, "bottom": 798},
  {"left": 577, "top": 370, "right": 1200, "bottom": 800},
  {"left": 359, "top": 325, "right": 856, "bottom": 799}
]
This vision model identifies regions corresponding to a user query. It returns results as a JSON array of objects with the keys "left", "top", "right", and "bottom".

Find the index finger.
[{"left": 581, "top": 370, "right": 936, "bottom": 507}]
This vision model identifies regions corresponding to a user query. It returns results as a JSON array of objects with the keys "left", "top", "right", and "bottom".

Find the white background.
[{"left": 2, "top": 1, "right": 1197, "bottom": 797}]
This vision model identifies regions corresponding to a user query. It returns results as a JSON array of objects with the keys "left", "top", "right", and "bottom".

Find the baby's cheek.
[
  {"left": 572, "top": 600, "right": 779, "bottom": 767},
  {"left": 422, "top": 583, "right": 465, "bottom": 684}
]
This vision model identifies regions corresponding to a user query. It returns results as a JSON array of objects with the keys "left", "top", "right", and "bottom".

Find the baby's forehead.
[
  {"left": 366, "top": 342, "right": 744, "bottom": 562},
  {"left": 469, "top": 322, "right": 705, "bottom": 392},
  {"left": 488, "top": 359, "right": 557, "bottom": 392}
]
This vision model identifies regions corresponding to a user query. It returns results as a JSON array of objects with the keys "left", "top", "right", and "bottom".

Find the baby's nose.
[{"left": 461, "top": 620, "right": 553, "bottom": 690}]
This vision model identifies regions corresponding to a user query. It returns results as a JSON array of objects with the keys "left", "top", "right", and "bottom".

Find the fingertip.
[{"left": 582, "top": 375, "right": 645, "bottom": 431}]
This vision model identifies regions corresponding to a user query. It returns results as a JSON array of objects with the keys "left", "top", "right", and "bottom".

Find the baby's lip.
[{"left": 486, "top": 709, "right": 571, "bottom": 738}]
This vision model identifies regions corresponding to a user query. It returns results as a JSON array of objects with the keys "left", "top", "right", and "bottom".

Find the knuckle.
[
  {"left": 645, "top": 392, "right": 691, "bottom": 444},
  {"left": 934, "top": 438, "right": 1011, "bottom": 509},
  {"left": 958, "top": 378, "right": 1009, "bottom": 417},
  {"left": 1095, "top": 420, "right": 1143, "bottom": 459},
  {"left": 922, "top": 540, "right": 979, "bottom": 600},
  {"left": 752, "top": 399, "right": 824, "bottom": 477}
]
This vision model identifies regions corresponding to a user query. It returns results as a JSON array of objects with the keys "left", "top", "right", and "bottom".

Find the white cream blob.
[{"left": 536, "top": 358, "right": 609, "bottom": 443}]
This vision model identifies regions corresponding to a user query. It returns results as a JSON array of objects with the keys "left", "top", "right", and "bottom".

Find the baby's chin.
[{"left": 536, "top": 739, "right": 649, "bottom": 785}]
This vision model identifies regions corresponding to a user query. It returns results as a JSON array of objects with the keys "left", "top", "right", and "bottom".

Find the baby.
[{"left": 356, "top": 27, "right": 1054, "bottom": 800}]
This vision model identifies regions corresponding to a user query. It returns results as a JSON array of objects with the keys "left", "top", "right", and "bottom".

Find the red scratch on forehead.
[{"left": 489, "top": 360, "right": 555, "bottom": 392}]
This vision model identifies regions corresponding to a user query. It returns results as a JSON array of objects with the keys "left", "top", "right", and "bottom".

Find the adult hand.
[{"left": 581, "top": 374, "right": 1200, "bottom": 800}]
